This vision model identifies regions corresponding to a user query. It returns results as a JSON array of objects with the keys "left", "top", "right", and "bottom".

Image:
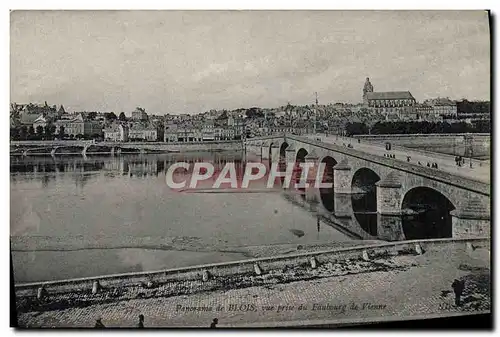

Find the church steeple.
[{"left": 363, "top": 77, "right": 374, "bottom": 105}]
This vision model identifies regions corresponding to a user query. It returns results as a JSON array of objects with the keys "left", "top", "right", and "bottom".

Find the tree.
[
  {"left": 44, "top": 124, "right": 56, "bottom": 139},
  {"left": 217, "top": 111, "right": 228, "bottom": 120},
  {"left": 245, "top": 107, "right": 264, "bottom": 119},
  {"left": 345, "top": 122, "right": 369, "bottom": 136},
  {"left": 473, "top": 119, "right": 490, "bottom": 133},
  {"left": 119, "top": 112, "right": 127, "bottom": 121},
  {"left": 58, "top": 126, "right": 66, "bottom": 139},
  {"left": 87, "top": 111, "right": 97, "bottom": 120},
  {"left": 36, "top": 125, "right": 44, "bottom": 135},
  {"left": 19, "top": 126, "right": 28, "bottom": 140},
  {"left": 104, "top": 112, "right": 117, "bottom": 122},
  {"left": 28, "top": 126, "right": 35, "bottom": 136},
  {"left": 91, "top": 132, "right": 103, "bottom": 140},
  {"left": 10, "top": 127, "right": 19, "bottom": 140}
]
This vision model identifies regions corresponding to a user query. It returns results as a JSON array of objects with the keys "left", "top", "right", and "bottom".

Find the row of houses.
[
  {"left": 102, "top": 121, "right": 246, "bottom": 143},
  {"left": 12, "top": 102, "right": 164, "bottom": 141},
  {"left": 31, "top": 112, "right": 103, "bottom": 137},
  {"left": 103, "top": 122, "right": 161, "bottom": 142}
]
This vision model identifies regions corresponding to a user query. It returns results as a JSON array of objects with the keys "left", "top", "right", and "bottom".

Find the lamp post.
[
  {"left": 469, "top": 139, "right": 473, "bottom": 169},
  {"left": 241, "top": 122, "right": 247, "bottom": 163},
  {"left": 464, "top": 134, "right": 473, "bottom": 168}
]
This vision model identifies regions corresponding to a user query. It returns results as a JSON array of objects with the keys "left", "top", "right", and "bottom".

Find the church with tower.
[{"left": 362, "top": 77, "right": 416, "bottom": 119}]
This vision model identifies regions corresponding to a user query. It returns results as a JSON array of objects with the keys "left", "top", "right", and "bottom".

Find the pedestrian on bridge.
[
  {"left": 210, "top": 318, "right": 219, "bottom": 328},
  {"left": 94, "top": 318, "right": 105, "bottom": 328},
  {"left": 137, "top": 314, "right": 144, "bottom": 328},
  {"left": 452, "top": 279, "right": 465, "bottom": 307}
]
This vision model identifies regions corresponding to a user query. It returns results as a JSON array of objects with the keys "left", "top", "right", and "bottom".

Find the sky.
[{"left": 10, "top": 10, "right": 490, "bottom": 114}]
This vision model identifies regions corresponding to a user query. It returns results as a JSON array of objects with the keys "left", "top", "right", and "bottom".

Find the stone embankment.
[{"left": 15, "top": 238, "right": 489, "bottom": 316}]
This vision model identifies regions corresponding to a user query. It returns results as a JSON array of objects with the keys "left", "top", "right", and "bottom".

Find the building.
[
  {"left": 221, "top": 127, "right": 235, "bottom": 140},
  {"left": 131, "top": 108, "right": 148, "bottom": 121},
  {"left": 164, "top": 124, "right": 179, "bottom": 142},
  {"left": 424, "top": 98, "right": 457, "bottom": 118},
  {"left": 202, "top": 120, "right": 215, "bottom": 141},
  {"left": 54, "top": 113, "right": 102, "bottom": 137},
  {"left": 128, "top": 123, "right": 159, "bottom": 141},
  {"left": 178, "top": 126, "right": 202, "bottom": 142},
  {"left": 32, "top": 114, "right": 50, "bottom": 130},
  {"left": 20, "top": 112, "right": 42, "bottom": 126},
  {"left": 57, "top": 105, "right": 66, "bottom": 115},
  {"left": 104, "top": 123, "right": 129, "bottom": 142},
  {"left": 362, "top": 78, "right": 416, "bottom": 119},
  {"left": 415, "top": 103, "right": 439, "bottom": 120}
]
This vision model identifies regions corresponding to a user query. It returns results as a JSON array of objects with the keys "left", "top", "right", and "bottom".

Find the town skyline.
[{"left": 11, "top": 10, "right": 490, "bottom": 115}]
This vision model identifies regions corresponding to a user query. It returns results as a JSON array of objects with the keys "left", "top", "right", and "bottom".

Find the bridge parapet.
[
  {"left": 352, "top": 134, "right": 490, "bottom": 165},
  {"left": 298, "top": 135, "right": 489, "bottom": 196},
  {"left": 247, "top": 135, "right": 489, "bottom": 197}
]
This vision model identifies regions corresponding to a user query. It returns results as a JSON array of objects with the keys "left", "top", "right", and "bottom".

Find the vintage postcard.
[{"left": 10, "top": 10, "right": 491, "bottom": 329}]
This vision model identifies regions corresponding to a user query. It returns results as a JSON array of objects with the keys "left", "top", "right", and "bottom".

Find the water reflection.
[
  {"left": 401, "top": 187, "right": 454, "bottom": 239},
  {"left": 351, "top": 192, "right": 378, "bottom": 237},
  {"left": 10, "top": 152, "right": 246, "bottom": 187},
  {"left": 11, "top": 153, "right": 457, "bottom": 242}
]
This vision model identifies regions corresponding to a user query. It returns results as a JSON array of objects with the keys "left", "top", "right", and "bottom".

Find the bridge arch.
[
  {"left": 401, "top": 187, "right": 455, "bottom": 239},
  {"left": 351, "top": 167, "right": 380, "bottom": 236},
  {"left": 268, "top": 142, "right": 275, "bottom": 164},
  {"left": 318, "top": 155, "right": 337, "bottom": 212},
  {"left": 294, "top": 148, "right": 309, "bottom": 197},
  {"left": 279, "top": 141, "right": 289, "bottom": 161},
  {"left": 277, "top": 142, "right": 290, "bottom": 186},
  {"left": 295, "top": 148, "right": 308, "bottom": 163}
]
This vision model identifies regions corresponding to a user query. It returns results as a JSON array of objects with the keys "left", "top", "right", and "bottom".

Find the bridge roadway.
[
  {"left": 305, "top": 134, "right": 490, "bottom": 184},
  {"left": 15, "top": 240, "right": 490, "bottom": 328}
]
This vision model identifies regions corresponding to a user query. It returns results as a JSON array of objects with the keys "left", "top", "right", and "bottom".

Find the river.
[{"left": 11, "top": 152, "right": 356, "bottom": 283}]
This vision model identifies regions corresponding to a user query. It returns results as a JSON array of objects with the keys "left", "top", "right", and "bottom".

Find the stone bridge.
[
  {"left": 245, "top": 135, "right": 490, "bottom": 241},
  {"left": 10, "top": 140, "right": 242, "bottom": 156},
  {"left": 10, "top": 142, "right": 137, "bottom": 157}
]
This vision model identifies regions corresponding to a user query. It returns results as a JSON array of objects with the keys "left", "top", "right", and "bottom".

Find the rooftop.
[{"left": 366, "top": 91, "right": 415, "bottom": 100}]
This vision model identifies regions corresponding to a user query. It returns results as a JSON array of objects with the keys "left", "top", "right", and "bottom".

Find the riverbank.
[
  {"left": 10, "top": 140, "right": 244, "bottom": 156},
  {"left": 15, "top": 241, "right": 490, "bottom": 328},
  {"left": 11, "top": 235, "right": 380, "bottom": 283}
]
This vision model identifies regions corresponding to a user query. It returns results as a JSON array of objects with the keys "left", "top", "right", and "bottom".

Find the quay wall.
[
  {"left": 10, "top": 140, "right": 243, "bottom": 153},
  {"left": 15, "top": 238, "right": 489, "bottom": 298}
]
